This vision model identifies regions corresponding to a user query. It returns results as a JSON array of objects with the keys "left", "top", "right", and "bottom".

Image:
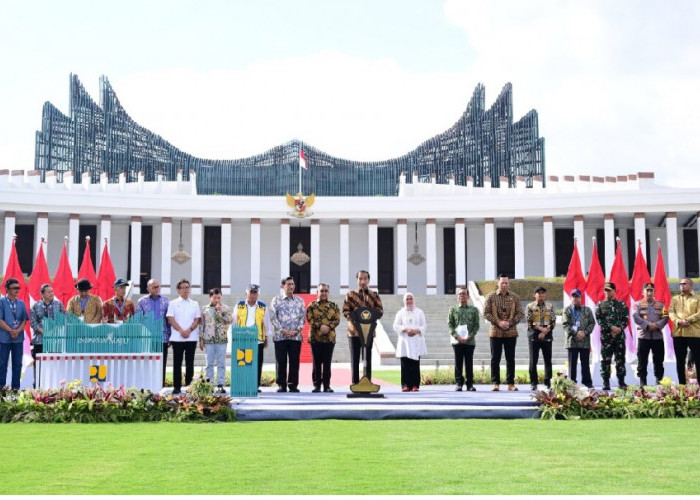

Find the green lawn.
[{"left": 1, "top": 420, "right": 698, "bottom": 494}]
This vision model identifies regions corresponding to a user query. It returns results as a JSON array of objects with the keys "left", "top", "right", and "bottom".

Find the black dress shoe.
[
  {"left": 466, "top": 386, "right": 476, "bottom": 392},
  {"left": 323, "top": 387, "right": 334, "bottom": 393},
  {"left": 289, "top": 387, "right": 300, "bottom": 393},
  {"left": 276, "top": 387, "right": 287, "bottom": 393},
  {"left": 311, "top": 387, "right": 321, "bottom": 393},
  {"left": 455, "top": 385, "right": 463, "bottom": 392},
  {"left": 530, "top": 385, "right": 538, "bottom": 391}
]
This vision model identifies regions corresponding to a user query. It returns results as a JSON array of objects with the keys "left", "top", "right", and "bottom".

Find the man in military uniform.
[
  {"left": 632, "top": 282, "right": 668, "bottom": 386},
  {"left": 526, "top": 286, "right": 556, "bottom": 390},
  {"left": 595, "top": 282, "right": 629, "bottom": 390}
]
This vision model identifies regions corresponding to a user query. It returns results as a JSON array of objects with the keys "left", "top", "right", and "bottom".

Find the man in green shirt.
[{"left": 448, "top": 287, "right": 481, "bottom": 391}]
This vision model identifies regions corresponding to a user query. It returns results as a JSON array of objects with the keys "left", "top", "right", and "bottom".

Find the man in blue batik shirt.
[{"left": 0, "top": 278, "right": 29, "bottom": 390}]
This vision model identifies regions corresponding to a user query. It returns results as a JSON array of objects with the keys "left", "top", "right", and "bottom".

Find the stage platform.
[{"left": 230, "top": 384, "right": 541, "bottom": 421}]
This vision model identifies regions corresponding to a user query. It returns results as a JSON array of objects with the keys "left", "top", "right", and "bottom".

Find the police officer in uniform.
[
  {"left": 632, "top": 282, "right": 668, "bottom": 386},
  {"left": 595, "top": 282, "right": 629, "bottom": 390}
]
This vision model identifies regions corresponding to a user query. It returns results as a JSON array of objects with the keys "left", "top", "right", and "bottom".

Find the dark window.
[
  {"left": 496, "top": 228, "right": 515, "bottom": 278},
  {"left": 15, "top": 225, "right": 34, "bottom": 274}
]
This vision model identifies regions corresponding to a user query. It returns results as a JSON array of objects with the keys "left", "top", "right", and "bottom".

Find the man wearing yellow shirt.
[{"left": 668, "top": 278, "right": 700, "bottom": 384}]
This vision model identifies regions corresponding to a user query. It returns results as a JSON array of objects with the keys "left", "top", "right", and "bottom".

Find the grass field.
[{"left": 1, "top": 420, "right": 698, "bottom": 495}]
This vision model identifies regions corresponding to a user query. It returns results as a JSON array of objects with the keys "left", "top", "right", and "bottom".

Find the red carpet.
[{"left": 296, "top": 363, "right": 396, "bottom": 387}]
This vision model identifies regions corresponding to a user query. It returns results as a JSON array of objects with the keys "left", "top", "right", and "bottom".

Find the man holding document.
[{"left": 448, "top": 287, "right": 481, "bottom": 391}]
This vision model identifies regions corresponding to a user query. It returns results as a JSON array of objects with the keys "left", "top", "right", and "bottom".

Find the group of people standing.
[{"left": 2, "top": 271, "right": 698, "bottom": 393}]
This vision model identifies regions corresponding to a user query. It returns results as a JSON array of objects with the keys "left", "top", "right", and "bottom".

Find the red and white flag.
[
  {"left": 96, "top": 240, "right": 116, "bottom": 302},
  {"left": 299, "top": 147, "right": 308, "bottom": 170},
  {"left": 586, "top": 238, "right": 606, "bottom": 361},
  {"left": 564, "top": 239, "right": 587, "bottom": 305},
  {"left": 629, "top": 240, "right": 651, "bottom": 356},
  {"left": 52, "top": 239, "right": 76, "bottom": 307},
  {"left": 609, "top": 238, "right": 634, "bottom": 359},
  {"left": 28, "top": 238, "right": 51, "bottom": 302},
  {"left": 653, "top": 240, "right": 675, "bottom": 362}
]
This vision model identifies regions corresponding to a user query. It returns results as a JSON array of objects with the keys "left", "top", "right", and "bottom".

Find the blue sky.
[{"left": 1, "top": 0, "right": 699, "bottom": 186}]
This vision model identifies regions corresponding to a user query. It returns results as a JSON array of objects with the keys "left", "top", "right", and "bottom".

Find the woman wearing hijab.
[{"left": 393, "top": 292, "right": 428, "bottom": 392}]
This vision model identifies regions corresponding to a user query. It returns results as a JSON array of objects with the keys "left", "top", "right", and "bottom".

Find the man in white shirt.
[{"left": 166, "top": 278, "right": 201, "bottom": 395}]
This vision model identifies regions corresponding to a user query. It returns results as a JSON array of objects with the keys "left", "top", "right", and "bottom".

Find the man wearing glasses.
[
  {"left": 269, "top": 277, "right": 306, "bottom": 392},
  {"left": 166, "top": 279, "right": 201, "bottom": 394},
  {"left": 29, "top": 284, "right": 65, "bottom": 388},
  {"left": 669, "top": 278, "right": 700, "bottom": 384},
  {"left": 136, "top": 279, "right": 171, "bottom": 386},
  {"left": 306, "top": 283, "right": 341, "bottom": 393},
  {"left": 0, "top": 279, "right": 29, "bottom": 390}
]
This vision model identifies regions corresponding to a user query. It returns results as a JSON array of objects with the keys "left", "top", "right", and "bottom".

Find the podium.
[
  {"left": 230, "top": 326, "right": 259, "bottom": 398},
  {"left": 37, "top": 312, "right": 163, "bottom": 392}
]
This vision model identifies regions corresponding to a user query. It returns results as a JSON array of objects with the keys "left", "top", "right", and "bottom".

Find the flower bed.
[
  {"left": 536, "top": 374, "right": 700, "bottom": 419},
  {"left": 0, "top": 379, "right": 236, "bottom": 423}
]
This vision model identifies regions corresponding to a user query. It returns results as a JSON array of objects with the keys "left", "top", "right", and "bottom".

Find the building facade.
[{"left": 1, "top": 169, "right": 698, "bottom": 296}]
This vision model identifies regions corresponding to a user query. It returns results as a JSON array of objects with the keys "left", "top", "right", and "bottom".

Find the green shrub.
[{"left": 421, "top": 366, "right": 542, "bottom": 385}]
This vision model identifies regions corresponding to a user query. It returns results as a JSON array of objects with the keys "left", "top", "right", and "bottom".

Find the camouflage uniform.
[{"left": 595, "top": 298, "right": 629, "bottom": 380}]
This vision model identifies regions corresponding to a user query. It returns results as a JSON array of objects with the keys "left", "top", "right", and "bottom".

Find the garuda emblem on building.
[{"left": 285, "top": 192, "right": 315, "bottom": 218}]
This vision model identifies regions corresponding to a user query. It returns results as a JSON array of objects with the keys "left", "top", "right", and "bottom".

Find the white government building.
[{"left": 1, "top": 168, "right": 699, "bottom": 295}]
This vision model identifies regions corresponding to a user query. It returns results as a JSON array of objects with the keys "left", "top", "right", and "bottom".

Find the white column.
[
  {"left": 190, "top": 218, "right": 203, "bottom": 294},
  {"left": 604, "top": 214, "right": 615, "bottom": 276},
  {"left": 36, "top": 212, "right": 49, "bottom": 265},
  {"left": 130, "top": 216, "right": 142, "bottom": 294},
  {"left": 368, "top": 219, "right": 378, "bottom": 291},
  {"left": 543, "top": 216, "right": 555, "bottom": 278},
  {"left": 455, "top": 218, "right": 466, "bottom": 287},
  {"left": 221, "top": 218, "right": 232, "bottom": 294},
  {"left": 514, "top": 217, "right": 525, "bottom": 279},
  {"left": 69, "top": 214, "right": 80, "bottom": 275},
  {"left": 484, "top": 218, "right": 496, "bottom": 280},
  {"left": 250, "top": 218, "right": 261, "bottom": 287},
  {"left": 310, "top": 220, "right": 320, "bottom": 293},
  {"left": 339, "top": 219, "right": 349, "bottom": 294},
  {"left": 426, "top": 218, "right": 437, "bottom": 294},
  {"left": 161, "top": 218, "right": 172, "bottom": 294},
  {"left": 634, "top": 212, "right": 647, "bottom": 261},
  {"left": 666, "top": 212, "right": 679, "bottom": 279},
  {"left": 574, "top": 215, "right": 585, "bottom": 270},
  {"left": 397, "top": 219, "right": 408, "bottom": 294},
  {"left": 3, "top": 211, "right": 16, "bottom": 271},
  {"left": 99, "top": 216, "right": 111, "bottom": 261},
  {"left": 280, "top": 219, "right": 290, "bottom": 280}
]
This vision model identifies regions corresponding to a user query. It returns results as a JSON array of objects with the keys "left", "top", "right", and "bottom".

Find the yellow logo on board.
[
  {"left": 237, "top": 349, "right": 253, "bottom": 366},
  {"left": 89, "top": 365, "right": 107, "bottom": 382}
]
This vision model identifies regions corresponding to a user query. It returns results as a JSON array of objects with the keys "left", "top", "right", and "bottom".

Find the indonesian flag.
[
  {"left": 563, "top": 239, "right": 587, "bottom": 305},
  {"left": 299, "top": 147, "right": 308, "bottom": 170},
  {"left": 629, "top": 240, "right": 651, "bottom": 357},
  {"left": 586, "top": 239, "right": 606, "bottom": 361},
  {"left": 609, "top": 238, "right": 634, "bottom": 360},
  {"left": 653, "top": 240, "right": 675, "bottom": 362},
  {"left": 77, "top": 236, "right": 97, "bottom": 288},
  {"left": 52, "top": 239, "right": 76, "bottom": 306},
  {"left": 96, "top": 240, "right": 117, "bottom": 302},
  {"left": 28, "top": 238, "right": 51, "bottom": 302}
]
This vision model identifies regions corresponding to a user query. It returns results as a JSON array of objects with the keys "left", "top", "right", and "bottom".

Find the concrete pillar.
[
  {"left": 426, "top": 218, "right": 437, "bottom": 294},
  {"left": 250, "top": 218, "right": 260, "bottom": 289},
  {"left": 99, "top": 216, "right": 111, "bottom": 262},
  {"left": 69, "top": 214, "right": 80, "bottom": 275},
  {"left": 36, "top": 213, "right": 49, "bottom": 265},
  {"left": 666, "top": 212, "right": 679, "bottom": 279},
  {"left": 3, "top": 211, "right": 15, "bottom": 271},
  {"left": 396, "top": 219, "right": 408, "bottom": 294},
  {"left": 339, "top": 219, "right": 349, "bottom": 294},
  {"left": 368, "top": 219, "right": 378, "bottom": 291},
  {"left": 221, "top": 218, "right": 232, "bottom": 294},
  {"left": 514, "top": 217, "right": 524, "bottom": 279},
  {"left": 280, "top": 219, "right": 290, "bottom": 280},
  {"left": 310, "top": 220, "right": 320, "bottom": 293},
  {"left": 484, "top": 218, "right": 495, "bottom": 280},
  {"left": 455, "top": 218, "right": 466, "bottom": 287},
  {"left": 130, "top": 216, "right": 142, "bottom": 294},
  {"left": 543, "top": 216, "right": 554, "bottom": 278},
  {"left": 161, "top": 217, "right": 172, "bottom": 294},
  {"left": 574, "top": 215, "right": 585, "bottom": 272},
  {"left": 604, "top": 214, "right": 615, "bottom": 277}
]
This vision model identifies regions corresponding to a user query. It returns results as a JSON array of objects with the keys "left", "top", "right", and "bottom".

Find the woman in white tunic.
[{"left": 393, "top": 292, "right": 428, "bottom": 392}]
